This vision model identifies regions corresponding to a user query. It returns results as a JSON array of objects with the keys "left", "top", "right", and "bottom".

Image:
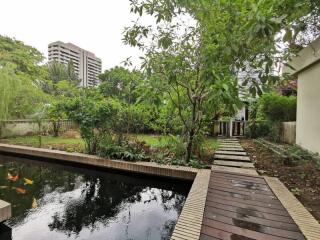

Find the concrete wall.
[
  {"left": 296, "top": 63, "right": 320, "bottom": 154},
  {"left": 283, "top": 37, "right": 320, "bottom": 154},
  {"left": 281, "top": 122, "right": 296, "bottom": 144},
  {"left": 0, "top": 120, "right": 76, "bottom": 138}
]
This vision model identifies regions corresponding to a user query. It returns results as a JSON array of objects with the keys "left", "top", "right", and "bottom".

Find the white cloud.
[{"left": 0, "top": 0, "right": 144, "bottom": 70}]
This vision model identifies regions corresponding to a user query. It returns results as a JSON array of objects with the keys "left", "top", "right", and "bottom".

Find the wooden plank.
[
  {"left": 203, "top": 211, "right": 305, "bottom": 239},
  {"left": 205, "top": 203, "right": 294, "bottom": 223},
  {"left": 206, "top": 198, "right": 290, "bottom": 217},
  {"left": 202, "top": 219, "right": 293, "bottom": 240},
  {"left": 214, "top": 154, "right": 251, "bottom": 162},
  {"left": 207, "top": 192, "right": 285, "bottom": 210},
  {"left": 212, "top": 171, "right": 264, "bottom": 181},
  {"left": 204, "top": 207, "right": 299, "bottom": 231},
  {"left": 201, "top": 225, "right": 248, "bottom": 240},
  {"left": 209, "top": 180, "right": 272, "bottom": 194},
  {"left": 199, "top": 233, "right": 220, "bottom": 240},
  {"left": 208, "top": 185, "right": 276, "bottom": 199},
  {"left": 208, "top": 189, "right": 282, "bottom": 206},
  {"left": 211, "top": 175, "right": 269, "bottom": 187},
  {"left": 210, "top": 176, "right": 270, "bottom": 187},
  {"left": 215, "top": 150, "right": 247, "bottom": 156},
  {"left": 211, "top": 166, "right": 258, "bottom": 176},
  {"left": 199, "top": 171, "right": 306, "bottom": 240},
  {"left": 212, "top": 171, "right": 265, "bottom": 181},
  {"left": 214, "top": 160, "right": 254, "bottom": 168}
]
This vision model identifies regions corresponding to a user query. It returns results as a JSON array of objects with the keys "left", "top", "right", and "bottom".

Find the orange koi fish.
[
  {"left": 15, "top": 187, "right": 26, "bottom": 194},
  {"left": 7, "top": 173, "right": 19, "bottom": 181}
]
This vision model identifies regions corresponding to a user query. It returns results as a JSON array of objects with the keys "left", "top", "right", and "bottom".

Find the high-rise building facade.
[{"left": 48, "top": 41, "right": 102, "bottom": 87}]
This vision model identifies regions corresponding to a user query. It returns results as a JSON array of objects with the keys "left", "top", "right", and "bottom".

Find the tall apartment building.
[{"left": 48, "top": 41, "right": 102, "bottom": 87}]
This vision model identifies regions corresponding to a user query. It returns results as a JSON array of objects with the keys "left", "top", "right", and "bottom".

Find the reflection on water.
[
  {"left": 0, "top": 155, "right": 190, "bottom": 240},
  {"left": 0, "top": 223, "right": 12, "bottom": 240}
]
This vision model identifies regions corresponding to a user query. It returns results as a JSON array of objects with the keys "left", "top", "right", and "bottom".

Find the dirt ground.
[{"left": 241, "top": 139, "right": 320, "bottom": 223}]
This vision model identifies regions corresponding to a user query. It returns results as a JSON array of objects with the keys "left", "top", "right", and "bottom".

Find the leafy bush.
[
  {"left": 245, "top": 121, "right": 270, "bottom": 138},
  {"left": 64, "top": 89, "right": 121, "bottom": 154},
  {"left": 249, "top": 93, "right": 297, "bottom": 140},
  {"left": 163, "top": 135, "right": 186, "bottom": 159},
  {"left": 47, "top": 100, "right": 67, "bottom": 137},
  {"left": 98, "top": 136, "right": 146, "bottom": 161},
  {"left": 257, "top": 93, "right": 297, "bottom": 122}
]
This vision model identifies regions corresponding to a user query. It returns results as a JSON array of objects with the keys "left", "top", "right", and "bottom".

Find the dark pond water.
[{"left": 0, "top": 154, "right": 190, "bottom": 240}]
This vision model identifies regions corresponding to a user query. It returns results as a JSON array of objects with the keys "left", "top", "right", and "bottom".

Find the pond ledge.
[
  {"left": 0, "top": 143, "right": 198, "bottom": 180},
  {"left": 0, "top": 200, "right": 11, "bottom": 223},
  {"left": 0, "top": 143, "right": 211, "bottom": 240}
]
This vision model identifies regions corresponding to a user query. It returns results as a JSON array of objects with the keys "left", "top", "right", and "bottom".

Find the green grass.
[
  {"left": 132, "top": 134, "right": 171, "bottom": 147},
  {"left": 2, "top": 134, "right": 218, "bottom": 152},
  {"left": 3, "top": 136, "right": 84, "bottom": 148},
  {"left": 132, "top": 134, "right": 219, "bottom": 150},
  {"left": 203, "top": 137, "right": 219, "bottom": 151}
]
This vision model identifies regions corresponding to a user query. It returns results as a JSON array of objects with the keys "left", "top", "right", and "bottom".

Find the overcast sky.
[{"left": 0, "top": 0, "right": 144, "bottom": 70}]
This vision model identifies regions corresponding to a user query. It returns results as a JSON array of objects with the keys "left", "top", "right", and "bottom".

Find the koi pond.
[{"left": 0, "top": 154, "right": 190, "bottom": 240}]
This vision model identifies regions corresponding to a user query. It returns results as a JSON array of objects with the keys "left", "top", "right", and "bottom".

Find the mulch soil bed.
[{"left": 241, "top": 139, "right": 320, "bottom": 223}]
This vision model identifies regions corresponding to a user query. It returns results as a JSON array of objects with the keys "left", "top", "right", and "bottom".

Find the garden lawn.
[
  {"left": 133, "top": 134, "right": 219, "bottom": 151},
  {"left": 1, "top": 134, "right": 219, "bottom": 153},
  {"left": 0, "top": 136, "right": 85, "bottom": 152}
]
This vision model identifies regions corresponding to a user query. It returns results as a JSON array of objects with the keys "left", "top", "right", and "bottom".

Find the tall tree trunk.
[{"left": 185, "top": 128, "right": 195, "bottom": 162}]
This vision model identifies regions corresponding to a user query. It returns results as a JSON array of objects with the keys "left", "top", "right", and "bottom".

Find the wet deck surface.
[{"left": 200, "top": 171, "right": 306, "bottom": 240}]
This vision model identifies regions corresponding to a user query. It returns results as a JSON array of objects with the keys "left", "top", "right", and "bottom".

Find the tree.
[
  {"left": 99, "top": 67, "right": 144, "bottom": 134},
  {"left": 0, "top": 36, "right": 49, "bottom": 120},
  {"left": 0, "top": 35, "right": 44, "bottom": 79},
  {"left": 47, "top": 100, "right": 67, "bottom": 137},
  {"left": 123, "top": 0, "right": 318, "bottom": 162},
  {"left": 42, "top": 60, "right": 79, "bottom": 95},
  {"left": 64, "top": 89, "right": 121, "bottom": 154}
]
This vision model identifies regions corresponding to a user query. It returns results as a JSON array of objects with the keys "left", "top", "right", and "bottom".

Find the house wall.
[{"left": 296, "top": 63, "right": 320, "bottom": 154}]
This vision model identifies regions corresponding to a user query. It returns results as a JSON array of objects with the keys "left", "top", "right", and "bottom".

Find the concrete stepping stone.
[
  {"left": 218, "top": 140, "right": 240, "bottom": 143},
  {"left": 219, "top": 143, "right": 240, "bottom": 146},
  {"left": 219, "top": 144, "right": 242, "bottom": 148},
  {"left": 218, "top": 144, "right": 242, "bottom": 147},
  {"left": 214, "top": 154, "right": 251, "bottom": 162},
  {"left": 219, "top": 142, "right": 241, "bottom": 144},
  {"left": 215, "top": 150, "right": 247, "bottom": 156},
  {"left": 213, "top": 160, "right": 255, "bottom": 168},
  {"left": 218, "top": 147, "right": 244, "bottom": 151},
  {"left": 211, "top": 165, "right": 259, "bottom": 176},
  {"left": 218, "top": 149, "right": 245, "bottom": 153}
]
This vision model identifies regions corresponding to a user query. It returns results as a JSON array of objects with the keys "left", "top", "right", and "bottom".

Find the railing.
[
  {"left": 213, "top": 120, "right": 247, "bottom": 137},
  {"left": 0, "top": 119, "right": 77, "bottom": 138}
]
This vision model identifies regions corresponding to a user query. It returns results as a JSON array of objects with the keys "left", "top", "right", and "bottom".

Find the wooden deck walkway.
[
  {"left": 197, "top": 138, "right": 320, "bottom": 240},
  {"left": 200, "top": 170, "right": 306, "bottom": 240}
]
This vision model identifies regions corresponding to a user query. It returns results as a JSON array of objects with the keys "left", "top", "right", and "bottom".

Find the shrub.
[
  {"left": 257, "top": 93, "right": 297, "bottom": 122},
  {"left": 245, "top": 121, "right": 270, "bottom": 138},
  {"left": 64, "top": 89, "right": 121, "bottom": 154},
  {"left": 251, "top": 93, "right": 297, "bottom": 141},
  {"left": 98, "top": 136, "right": 146, "bottom": 161}
]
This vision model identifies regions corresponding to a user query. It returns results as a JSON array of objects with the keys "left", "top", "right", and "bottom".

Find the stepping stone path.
[
  {"left": 214, "top": 154, "right": 251, "bottom": 162},
  {"left": 213, "top": 138, "right": 255, "bottom": 169},
  {"left": 214, "top": 150, "right": 247, "bottom": 156}
]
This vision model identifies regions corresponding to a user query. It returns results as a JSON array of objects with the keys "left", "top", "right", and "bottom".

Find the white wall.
[{"left": 296, "top": 63, "right": 320, "bottom": 154}]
